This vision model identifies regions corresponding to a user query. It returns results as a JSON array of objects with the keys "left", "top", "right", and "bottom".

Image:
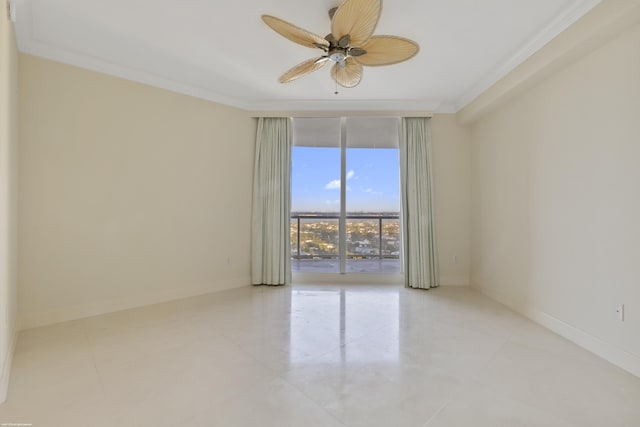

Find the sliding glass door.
[{"left": 291, "top": 117, "right": 400, "bottom": 275}]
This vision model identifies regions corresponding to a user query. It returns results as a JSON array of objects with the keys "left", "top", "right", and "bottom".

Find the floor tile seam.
[
  {"left": 82, "top": 321, "right": 198, "bottom": 402},
  {"left": 514, "top": 394, "right": 586, "bottom": 427},
  {"left": 220, "top": 323, "right": 396, "bottom": 369},
  {"left": 467, "top": 332, "right": 511, "bottom": 385},
  {"left": 393, "top": 323, "right": 508, "bottom": 368},
  {"left": 277, "top": 374, "right": 350, "bottom": 427},
  {"left": 227, "top": 340, "right": 286, "bottom": 374},
  {"left": 467, "top": 344, "right": 597, "bottom": 427},
  {"left": 83, "top": 332, "right": 182, "bottom": 373},
  {"left": 429, "top": 315, "right": 520, "bottom": 343},
  {"left": 93, "top": 338, "right": 271, "bottom": 390},
  {"left": 198, "top": 374, "right": 348, "bottom": 426},
  {"left": 150, "top": 323, "right": 244, "bottom": 357},
  {"left": 275, "top": 330, "right": 395, "bottom": 376},
  {"left": 366, "top": 357, "right": 478, "bottom": 406},
  {"left": 419, "top": 382, "right": 580, "bottom": 427},
  {"left": 78, "top": 318, "right": 110, "bottom": 401},
  {"left": 221, "top": 333, "right": 291, "bottom": 379},
  {"left": 467, "top": 381, "right": 583, "bottom": 427},
  {"left": 122, "top": 360, "right": 279, "bottom": 421},
  {"left": 502, "top": 332, "right": 608, "bottom": 368},
  {"left": 217, "top": 329, "right": 293, "bottom": 357},
  {"left": 420, "top": 398, "right": 453, "bottom": 427},
  {"left": 448, "top": 340, "right": 509, "bottom": 395},
  {"left": 334, "top": 323, "right": 394, "bottom": 350}
]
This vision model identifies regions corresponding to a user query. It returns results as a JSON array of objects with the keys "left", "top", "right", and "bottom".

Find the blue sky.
[{"left": 291, "top": 147, "right": 400, "bottom": 212}]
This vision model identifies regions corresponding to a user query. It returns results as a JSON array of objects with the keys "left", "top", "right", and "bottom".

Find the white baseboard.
[
  {"left": 439, "top": 274, "right": 470, "bottom": 286},
  {"left": 0, "top": 331, "right": 17, "bottom": 404},
  {"left": 525, "top": 308, "right": 640, "bottom": 378},
  {"left": 474, "top": 285, "right": 640, "bottom": 379},
  {"left": 19, "top": 279, "right": 251, "bottom": 330}
]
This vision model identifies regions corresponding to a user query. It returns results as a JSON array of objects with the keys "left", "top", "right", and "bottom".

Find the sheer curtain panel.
[
  {"left": 399, "top": 117, "right": 439, "bottom": 289},
  {"left": 251, "top": 117, "right": 292, "bottom": 285}
]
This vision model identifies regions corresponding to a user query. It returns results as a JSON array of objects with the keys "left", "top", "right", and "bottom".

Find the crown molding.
[
  {"left": 454, "top": 0, "right": 602, "bottom": 112},
  {"left": 13, "top": 0, "right": 603, "bottom": 114},
  {"left": 458, "top": 0, "right": 640, "bottom": 124},
  {"left": 247, "top": 110, "right": 433, "bottom": 118}
]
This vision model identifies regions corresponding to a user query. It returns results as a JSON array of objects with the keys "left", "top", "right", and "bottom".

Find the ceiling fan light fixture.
[{"left": 328, "top": 48, "right": 347, "bottom": 63}]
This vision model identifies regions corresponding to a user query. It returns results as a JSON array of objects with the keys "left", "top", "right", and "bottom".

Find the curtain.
[
  {"left": 251, "top": 117, "right": 292, "bottom": 285},
  {"left": 399, "top": 117, "right": 439, "bottom": 289}
]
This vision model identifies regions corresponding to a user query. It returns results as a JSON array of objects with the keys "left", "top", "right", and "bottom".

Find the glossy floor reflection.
[
  {"left": 2, "top": 285, "right": 639, "bottom": 426},
  {"left": 292, "top": 258, "right": 402, "bottom": 274}
]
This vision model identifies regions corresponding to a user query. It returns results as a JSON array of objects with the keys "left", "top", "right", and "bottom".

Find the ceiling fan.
[{"left": 262, "top": 0, "right": 419, "bottom": 89}]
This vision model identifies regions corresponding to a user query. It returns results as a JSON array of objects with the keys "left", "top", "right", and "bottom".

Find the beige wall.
[
  {"left": 16, "top": 53, "right": 472, "bottom": 331},
  {"left": 0, "top": 7, "right": 19, "bottom": 402},
  {"left": 470, "top": 23, "right": 640, "bottom": 374},
  {"left": 18, "top": 55, "right": 256, "bottom": 329},
  {"left": 431, "top": 115, "right": 471, "bottom": 285}
]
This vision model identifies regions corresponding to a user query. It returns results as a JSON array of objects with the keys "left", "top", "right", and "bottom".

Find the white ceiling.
[{"left": 13, "top": 0, "right": 601, "bottom": 112}]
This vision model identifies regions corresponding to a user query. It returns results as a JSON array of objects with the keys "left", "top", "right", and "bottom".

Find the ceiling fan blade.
[
  {"left": 279, "top": 57, "right": 330, "bottom": 83},
  {"left": 331, "top": 0, "right": 381, "bottom": 47},
  {"left": 331, "top": 57, "right": 363, "bottom": 88},
  {"left": 357, "top": 35, "right": 419, "bottom": 66},
  {"left": 262, "top": 15, "right": 330, "bottom": 50}
]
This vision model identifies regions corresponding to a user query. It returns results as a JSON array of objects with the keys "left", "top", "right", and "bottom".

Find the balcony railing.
[{"left": 291, "top": 213, "right": 400, "bottom": 261}]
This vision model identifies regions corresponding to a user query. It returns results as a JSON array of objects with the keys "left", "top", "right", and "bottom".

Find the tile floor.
[
  {"left": 291, "top": 259, "right": 402, "bottom": 274},
  {"left": 1, "top": 284, "right": 639, "bottom": 427}
]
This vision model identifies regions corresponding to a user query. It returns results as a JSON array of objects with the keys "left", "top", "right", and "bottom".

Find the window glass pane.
[
  {"left": 291, "top": 118, "right": 340, "bottom": 273},
  {"left": 345, "top": 118, "right": 400, "bottom": 274},
  {"left": 344, "top": 147, "right": 400, "bottom": 213}
]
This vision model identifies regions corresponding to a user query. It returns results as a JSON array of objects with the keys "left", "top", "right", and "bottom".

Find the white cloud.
[
  {"left": 325, "top": 170, "right": 356, "bottom": 190},
  {"left": 363, "top": 187, "right": 382, "bottom": 195},
  {"left": 324, "top": 179, "right": 340, "bottom": 190}
]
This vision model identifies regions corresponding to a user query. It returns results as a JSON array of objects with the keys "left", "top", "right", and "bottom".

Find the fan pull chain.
[{"left": 334, "top": 80, "right": 339, "bottom": 95}]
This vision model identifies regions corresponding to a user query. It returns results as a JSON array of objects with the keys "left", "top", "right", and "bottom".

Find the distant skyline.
[{"left": 291, "top": 147, "right": 400, "bottom": 212}]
